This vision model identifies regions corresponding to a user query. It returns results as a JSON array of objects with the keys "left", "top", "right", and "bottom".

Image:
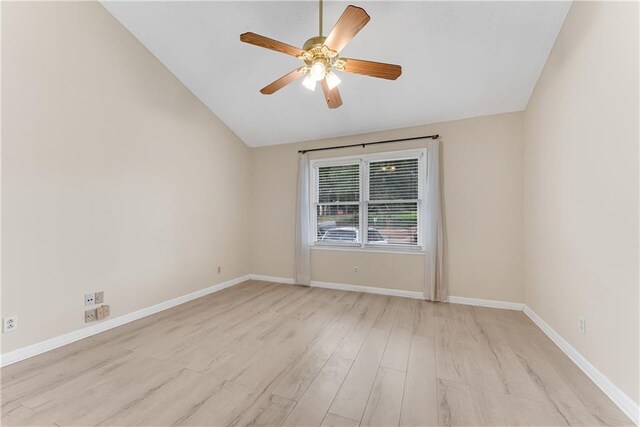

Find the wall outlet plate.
[
  {"left": 353, "top": 266, "right": 359, "bottom": 275},
  {"left": 578, "top": 317, "right": 587, "bottom": 335},
  {"left": 3, "top": 316, "right": 18, "bottom": 332},
  {"left": 103, "top": 305, "right": 110, "bottom": 318},
  {"left": 96, "top": 306, "right": 105, "bottom": 320},
  {"left": 94, "top": 291, "right": 104, "bottom": 304},
  {"left": 85, "top": 293, "right": 95, "bottom": 306},
  {"left": 85, "top": 309, "right": 96, "bottom": 323}
]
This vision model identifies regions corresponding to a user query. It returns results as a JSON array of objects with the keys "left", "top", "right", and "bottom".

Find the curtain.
[
  {"left": 424, "top": 139, "right": 446, "bottom": 301},
  {"left": 295, "top": 153, "right": 311, "bottom": 285}
]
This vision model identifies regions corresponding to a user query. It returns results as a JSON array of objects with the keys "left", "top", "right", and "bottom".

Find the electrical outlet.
[
  {"left": 95, "top": 291, "right": 104, "bottom": 304},
  {"left": 85, "top": 293, "right": 95, "bottom": 306},
  {"left": 85, "top": 309, "right": 96, "bottom": 323},
  {"left": 353, "top": 266, "right": 359, "bottom": 275},
  {"left": 578, "top": 317, "right": 587, "bottom": 335},
  {"left": 217, "top": 266, "right": 221, "bottom": 274},
  {"left": 3, "top": 316, "right": 18, "bottom": 332},
  {"left": 103, "top": 305, "right": 110, "bottom": 318},
  {"left": 96, "top": 306, "right": 105, "bottom": 320}
]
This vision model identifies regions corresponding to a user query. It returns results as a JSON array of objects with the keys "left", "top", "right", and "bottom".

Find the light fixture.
[
  {"left": 325, "top": 71, "right": 341, "bottom": 90},
  {"left": 309, "top": 60, "right": 326, "bottom": 81},
  {"left": 302, "top": 75, "right": 317, "bottom": 91},
  {"left": 241, "top": 1, "right": 403, "bottom": 109}
]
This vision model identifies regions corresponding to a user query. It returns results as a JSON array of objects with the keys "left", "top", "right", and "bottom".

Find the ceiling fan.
[{"left": 240, "top": 0, "right": 402, "bottom": 109}]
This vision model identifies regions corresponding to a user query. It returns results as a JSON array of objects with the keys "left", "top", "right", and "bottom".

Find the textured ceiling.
[{"left": 101, "top": 1, "right": 571, "bottom": 147}]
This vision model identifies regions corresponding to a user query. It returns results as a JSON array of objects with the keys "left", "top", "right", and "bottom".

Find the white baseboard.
[
  {"left": 0, "top": 275, "right": 251, "bottom": 367},
  {"left": 447, "top": 295, "right": 524, "bottom": 311},
  {"left": 524, "top": 305, "right": 639, "bottom": 425},
  {"left": 248, "top": 274, "right": 424, "bottom": 299},
  {"left": 311, "top": 280, "right": 424, "bottom": 300},
  {"left": 249, "top": 274, "right": 296, "bottom": 285},
  {"left": 249, "top": 274, "right": 525, "bottom": 307}
]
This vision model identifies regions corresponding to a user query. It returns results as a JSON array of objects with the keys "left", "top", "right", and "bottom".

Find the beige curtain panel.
[
  {"left": 424, "top": 139, "right": 446, "bottom": 301},
  {"left": 295, "top": 152, "right": 311, "bottom": 285}
]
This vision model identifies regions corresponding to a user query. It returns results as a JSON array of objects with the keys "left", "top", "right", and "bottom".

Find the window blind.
[
  {"left": 367, "top": 158, "right": 420, "bottom": 245},
  {"left": 311, "top": 150, "right": 424, "bottom": 249},
  {"left": 315, "top": 163, "right": 360, "bottom": 243}
]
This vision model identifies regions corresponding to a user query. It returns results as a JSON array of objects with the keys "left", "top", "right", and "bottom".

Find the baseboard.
[
  {"left": 524, "top": 305, "right": 639, "bottom": 425},
  {"left": 311, "top": 280, "right": 424, "bottom": 299},
  {"left": 0, "top": 274, "right": 251, "bottom": 367},
  {"left": 248, "top": 274, "right": 296, "bottom": 285},
  {"left": 447, "top": 295, "right": 524, "bottom": 311},
  {"left": 249, "top": 274, "right": 526, "bottom": 307}
]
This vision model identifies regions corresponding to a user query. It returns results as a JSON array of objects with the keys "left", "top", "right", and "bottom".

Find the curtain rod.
[{"left": 298, "top": 134, "right": 440, "bottom": 154}]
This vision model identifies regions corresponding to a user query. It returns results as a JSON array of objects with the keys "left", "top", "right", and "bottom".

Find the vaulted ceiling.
[{"left": 101, "top": 1, "right": 571, "bottom": 147}]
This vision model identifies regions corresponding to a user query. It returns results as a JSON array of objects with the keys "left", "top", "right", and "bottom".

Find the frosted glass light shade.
[
  {"left": 326, "top": 71, "right": 341, "bottom": 90},
  {"left": 302, "top": 75, "right": 316, "bottom": 91}
]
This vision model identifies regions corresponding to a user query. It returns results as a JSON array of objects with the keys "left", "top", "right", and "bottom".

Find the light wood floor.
[{"left": 1, "top": 280, "right": 632, "bottom": 426}]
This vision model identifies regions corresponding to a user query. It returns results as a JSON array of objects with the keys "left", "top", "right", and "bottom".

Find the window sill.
[{"left": 311, "top": 245, "right": 425, "bottom": 256}]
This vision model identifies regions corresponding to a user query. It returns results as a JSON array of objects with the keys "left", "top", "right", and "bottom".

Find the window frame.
[{"left": 310, "top": 148, "right": 427, "bottom": 253}]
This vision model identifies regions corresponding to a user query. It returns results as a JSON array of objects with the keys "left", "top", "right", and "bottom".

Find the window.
[{"left": 310, "top": 149, "right": 426, "bottom": 251}]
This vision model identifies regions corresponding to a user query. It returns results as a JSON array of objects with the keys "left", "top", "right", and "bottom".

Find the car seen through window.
[{"left": 320, "top": 227, "right": 388, "bottom": 244}]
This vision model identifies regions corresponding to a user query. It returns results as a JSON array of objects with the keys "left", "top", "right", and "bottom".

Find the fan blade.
[
  {"left": 240, "top": 32, "right": 305, "bottom": 57},
  {"left": 320, "top": 79, "right": 343, "bottom": 109},
  {"left": 342, "top": 58, "right": 402, "bottom": 80},
  {"left": 260, "top": 68, "right": 305, "bottom": 95},
  {"left": 324, "top": 5, "right": 370, "bottom": 53}
]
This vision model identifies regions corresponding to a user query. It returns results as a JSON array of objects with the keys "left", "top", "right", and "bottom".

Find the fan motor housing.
[{"left": 303, "top": 36, "right": 327, "bottom": 51}]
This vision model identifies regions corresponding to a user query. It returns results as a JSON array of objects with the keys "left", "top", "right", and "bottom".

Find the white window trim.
[{"left": 310, "top": 148, "right": 427, "bottom": 253}]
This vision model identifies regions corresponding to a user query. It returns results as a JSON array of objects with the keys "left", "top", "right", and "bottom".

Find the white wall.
[
  {"left": 1, "top": 2, "right": 251, "bottom": 353},
  {"left": 250, "top": 112, "right": 524, "bottom": 302},
  {"left": 523, "top": 1, "right": 639, "bottom": 403}
]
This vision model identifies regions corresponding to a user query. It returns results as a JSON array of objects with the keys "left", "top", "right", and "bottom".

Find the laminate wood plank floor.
[{"left": 1, "top": 280, "right": 633, "bottom": 426}]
